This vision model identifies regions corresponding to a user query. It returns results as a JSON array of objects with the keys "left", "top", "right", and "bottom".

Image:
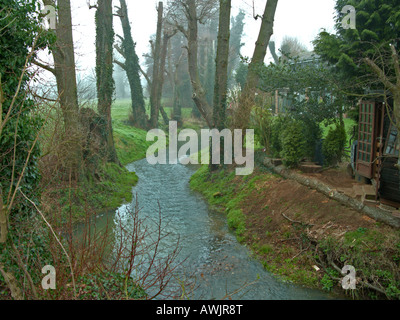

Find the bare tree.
[
  {"left": 210, "top": 0, "right": 231, "bottom": 171},
  {"left": 233, "top": 0, "right": 279, "bottom": 131},
  {"left": 168, "top": 0, "right": 218, "bottom": 128},
  {"left": 95, "top": 0, "right": 119, "bottom": 164},
  {"left": 213, "top": 0, "right": 231, "bottom": 130},
  {"left": 40, "top": 0, "right": 82, "bottom": 180},
  {"left": 114, "top": 0, "right": 148, "bottom": 129},
  {"left": 148, "top": 3, "right": 177, "bottom": 128}
]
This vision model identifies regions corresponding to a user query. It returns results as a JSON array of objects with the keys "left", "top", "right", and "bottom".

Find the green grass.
[
  {"left": 320, "top": 118, "right": 357, "bottom": 141},
  {"left": 56, "top": 162, "right": 138, "bottom": 222},
  {"left": 190, "top": 166, "right": 271, "bottom": 242},
  {"left": 111, "top": 100, "right": 154, "bottom": 165}
]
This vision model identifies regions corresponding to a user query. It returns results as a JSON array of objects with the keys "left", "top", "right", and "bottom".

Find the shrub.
[
  {"left": 251, "top": 106, "right": 273, "bottom": 151},
  {"left": 280, "top": 119, "right": 307, "bottom": 168},
  {"left": 269, "top": 116, "right": 286, "bottom": 157},
  {"left": 302, "top": 120, "right": 323, "bottom": 160},
  {"left": 322, "top": 122, "right": 347, "bottom": 166}
]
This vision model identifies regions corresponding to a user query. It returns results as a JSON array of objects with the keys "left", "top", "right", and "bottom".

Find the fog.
[{"left": 37, "top": 0, "right": 336, "bottom": 83}]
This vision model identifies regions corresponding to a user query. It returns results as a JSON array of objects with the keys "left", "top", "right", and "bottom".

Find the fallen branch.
[
  {"left": 291, "top": 245, "right": 311, "bottom": 261},
  {"left": 281, "top": 211, "right": 315, "bottom": 227},
  {"left": 328, "top": 259, "right": 387, "bottom": 297}
]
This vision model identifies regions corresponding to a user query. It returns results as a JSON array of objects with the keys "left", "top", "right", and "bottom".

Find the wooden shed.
[{"left": 355, "top": 99, "right": 399, "bottom": 207}]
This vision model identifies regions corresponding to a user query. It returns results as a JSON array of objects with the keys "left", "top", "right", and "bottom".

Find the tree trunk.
[
  {"left": 263, "top": 159, "right": 400, "bottom": 229},
  {"left": 156, "top": 32, "right": 173, "bottom": 125},
  {"left": 44, "top": 0, "right": 82, "bottom": 180},
  {"left": 168, "top": 41, "right": 184, "bottom": 126},
  {"left": 96, "top": 0, "right": 119, "bottom": 164},
  {"left": 213, "top": 0, "right": 231, "bottom": 130},
  {"left": 149, "top": 2, "right": 163, "bottom": 128},
  {"left": 210, "top": 0, "right": 231, "bottom": 171},
  {"left": 234, "top": 0, "right": 278, "bottom": 130},
  {"left": 117, "top": 0, "right": 148, "bottom": 129},
  {"left": 186, "top": 0, "right": 214, "bottom": 128}
]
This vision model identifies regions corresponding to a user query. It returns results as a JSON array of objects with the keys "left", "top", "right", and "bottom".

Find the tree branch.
[
  {"left": 114, "top": 59, "right": 126, "bottom": 71},
  {"left": 114, "top": 44, "right": 126, "bottom": 59},
  {"left": 364, "top": 57, "right": 397, "bottom": 93},
  {"left": 32, "top": 59, "right": 56, "bottom": 75},
  {"left": 139, "top": 64, "right": 152, "bottom": 87},
  {"left": 390, "top": 44, "right": 400, "bottom": 88},
  {"left": 116, "top": 34, "right": 125, "bottom": 43}
]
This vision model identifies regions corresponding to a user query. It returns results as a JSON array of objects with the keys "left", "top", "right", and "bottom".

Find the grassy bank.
[
  {"left": 190, "top": 164, "right": 400, "bottom": 299},
  {"left": 75, "top": 101, "right": 154, "bottom": 214},
  {"left": 41, "top": 100, "right": 153, "bottom": 223}
]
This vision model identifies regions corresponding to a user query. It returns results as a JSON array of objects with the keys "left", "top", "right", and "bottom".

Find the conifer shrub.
[{"left": 322, "top": 122, "right": 347, "bottom": 166}]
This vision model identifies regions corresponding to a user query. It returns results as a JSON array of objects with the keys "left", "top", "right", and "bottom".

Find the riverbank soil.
[{"left": 190, "top": 163, "right": 400, "bottom": 300}]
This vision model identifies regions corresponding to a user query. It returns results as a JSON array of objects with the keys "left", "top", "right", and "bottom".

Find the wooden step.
[{"left": 362, "top": 185, "right": 376, "bottom": 200}]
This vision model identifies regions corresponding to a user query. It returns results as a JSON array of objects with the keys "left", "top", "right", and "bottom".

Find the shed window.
[
  {"left": 357, "top": 103, "right": 375, "bottom": 163},
  {"left": 385, "top": 124, "right": 399, "bottom": 157}
]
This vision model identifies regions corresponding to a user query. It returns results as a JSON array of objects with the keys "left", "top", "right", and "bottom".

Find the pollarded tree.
[
  {"left": 227, "top": 10, "right": 245, "bottom": 88},
  {"left": 168, "top": 0, "right": 219, "bottom": 128},
  {"left": 233, "top": 0, "right": 279, "bottom": 131},
  {"left": 41, "top": 0, "right": 82, "bottom": 181},
  {"left": 213, "top": 0, "right": 231, "bottom": 131},
  {"left": 95, "top": 0, "right": 119, "bottom": 164},
  {"left": 114, "top": 0, "right": 148, "bottom": 129}
]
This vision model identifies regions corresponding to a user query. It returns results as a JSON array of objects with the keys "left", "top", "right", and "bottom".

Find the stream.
[{"left": 85, "top": 153, "right": 337, "bottom": 300}]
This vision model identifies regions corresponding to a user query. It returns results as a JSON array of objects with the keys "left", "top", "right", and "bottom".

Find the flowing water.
[{"left": 86, "top": 154, "right": 337, "bottom": 300}]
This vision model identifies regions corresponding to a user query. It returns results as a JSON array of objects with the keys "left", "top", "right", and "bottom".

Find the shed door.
[{"left": 356, "top": 102, "right": 376, "bottom": 179}]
